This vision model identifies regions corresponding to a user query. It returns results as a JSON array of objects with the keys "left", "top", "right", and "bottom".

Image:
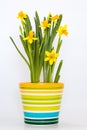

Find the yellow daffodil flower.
[
  {"left": 50, "top": 14, "right": 59, "bottom": 22},
  {"left": 56, "top": 25, "right": 68, "bottom": 36},
  {"left": 40, "top": 20, "right": 51, "bottom": 29},
  {"left": 23, "top": 30, "right": 38, "bottom": 44},
  {"left": 44, "top": 49, "right": 59, "bottom": 65},
  {"left": 17, "top": 11, "right": 27, "bottom": 20}
]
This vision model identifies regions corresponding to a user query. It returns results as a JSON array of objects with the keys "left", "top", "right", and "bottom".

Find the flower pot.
[{"left": 19, "top": 83, "right": 64, "bottom": 125}]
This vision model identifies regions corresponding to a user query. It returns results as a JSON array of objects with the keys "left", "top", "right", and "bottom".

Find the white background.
[{"left": 0, "top": 0, "right": 87, "bottom": 130}]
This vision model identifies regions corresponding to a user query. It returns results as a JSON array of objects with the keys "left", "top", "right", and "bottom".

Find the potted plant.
[{"left": 10, "top": 11, "right": 68, "bottom": 125}]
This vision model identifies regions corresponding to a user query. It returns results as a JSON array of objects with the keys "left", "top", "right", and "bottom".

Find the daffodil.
[
  {"left": 23, "top": 30, "right": 38, "bottom": 44},
  {"left": 50, "top": 14, "right": 59, "bottom": 22},
  {"left": 17, "top": 11, "right": 27, "bottom": 20},
  {"left": 44, "top": 49, "right": 59, "bottom": 65},
  {"left": 56, "top": 25, "right": 68, "bottom": 36},
  {"left": 40, "top": 20, "right": 51, "bottom": 29}
]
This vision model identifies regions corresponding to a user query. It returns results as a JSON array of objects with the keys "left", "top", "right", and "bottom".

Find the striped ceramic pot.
[{"left": 19, "top": 83, "right": 64, "bottom": 125}]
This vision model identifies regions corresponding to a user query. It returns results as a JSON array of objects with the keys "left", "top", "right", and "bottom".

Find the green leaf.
[
  {"left": 56, "top": 37, "right": 62, "bottom": 53},
  {"left": 19, "top": 26, "right": 23, "bottom": 36},
  {"left": 35, "top": 11, "right": 42, "bottom": 43},
  {"left": 22, "top": 15, "right": 32, "bottom": 37},
  {"left": 19, "top": 35, "right": 30, "bottom": 60},
  {"left": 27, "top": 44, "right": 35, "bottom": 82},
  {"left": 54, "top": 60, "right": 63, "bottom": 82},
  {"left": 47, "top": 66, "right": 52, "bottom": 82},
  {"left": 25, "top": 15, "right": 32, "bottom": 31},
  {"left": 9, "top": 36, "right": 30, "bottom": 69}
]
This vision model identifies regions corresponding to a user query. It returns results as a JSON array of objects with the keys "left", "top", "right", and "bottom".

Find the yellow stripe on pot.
[
  {"left": 23, "top": 105, "right": 60, "bottom": 111},
  {"left": 21, "top": 95, "right": 62, "bottom": 100},
  {"left": 19, "top": 83, "right": 64, "bottom": 89},
  {"left": 20, "top": 89, "right": 63, "bottom": 92}
]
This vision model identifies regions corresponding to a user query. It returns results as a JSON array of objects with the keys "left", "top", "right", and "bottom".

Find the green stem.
[
  {"left": 47, "top": 65, "right": 52, "bottom": 82},
  {"left": 34, "top": 42, "right": 39, "bottom": 82},
  {"left": 43, "top": 28, "right": 51, "bottom": 82},
  {"left": 28, "top": 44, "right": 35, "bottom": 82},
  {"left": 43, "top": 62, "right": 47, "bottom": 82}
]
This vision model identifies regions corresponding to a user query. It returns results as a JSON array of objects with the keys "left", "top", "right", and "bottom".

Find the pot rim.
[{"left": 19, "top": 82, "right": 64, "bottom": 88}]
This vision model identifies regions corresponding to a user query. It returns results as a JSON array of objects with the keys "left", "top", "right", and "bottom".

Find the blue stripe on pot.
[{"left": 24, "top": 111, "right": 60, "bottom": 119}]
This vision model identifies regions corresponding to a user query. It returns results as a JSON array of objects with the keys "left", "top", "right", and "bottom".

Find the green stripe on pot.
[
  {"left": 24, "top": 119, "right": 58, "bottom": 125},
  {"left": 21, "top": 95, "right": 62, "bottom": 100},
  {"left": 24, "top": 118, "right": 58, "bottom": 125}
]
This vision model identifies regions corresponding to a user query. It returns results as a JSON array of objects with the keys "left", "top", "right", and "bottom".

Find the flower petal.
[
  {"left": 47, "top": 23, "right": 51, "bottom": 28},
  {"left": 45, "top": 51, "right": 50, "bottom": 56},
  {"left": 49, "top": 59, "right": 54, "bottom": 65},
  {"left": 55, "top": 53, "right": 59, "bottom": 58},
  {"left": 44, "top": 57, "right": 49, "bottom": 61},
  {"left": 28, "top": 39, "right": 33, "bottom": 44},
  {"left": 23, "top": 37, "right": 28, "bottom": 41},
  {"left": 53, "top": 58, "right": 57, "bottom": 62},
  {"left": 51, "top": 49, "right": 54, "bottom": 54},
  {"left": 64, "top": 25, "right": 68, "bottom": 29},
  {"left": 33, "top": 37, "right": 38, "bottom": 41}
]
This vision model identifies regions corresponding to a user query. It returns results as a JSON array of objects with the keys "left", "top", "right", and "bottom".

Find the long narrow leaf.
[
  {"left": 47, "top": 66, "right": 52, "bottom": 82},
  {"left": 19, "top": 35, "right": 30, "bottom": 60},
  {"left": 54, "top": 60, "right": 63, "bottom": 82},
  {"left": 56, "top": 37, "right": 62, "bottom": 53},
  {"left": 35, "top": 11, "right": 42, "bottom": 43},
  {"left": 9, "top": 37, "right": 30, "bottom": 69},
  {"left": 25, "top": 16, "right": 32, "bottom": 32},
  {"left": 34, "top": 17, "right": 40, "bottom": 82}
]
